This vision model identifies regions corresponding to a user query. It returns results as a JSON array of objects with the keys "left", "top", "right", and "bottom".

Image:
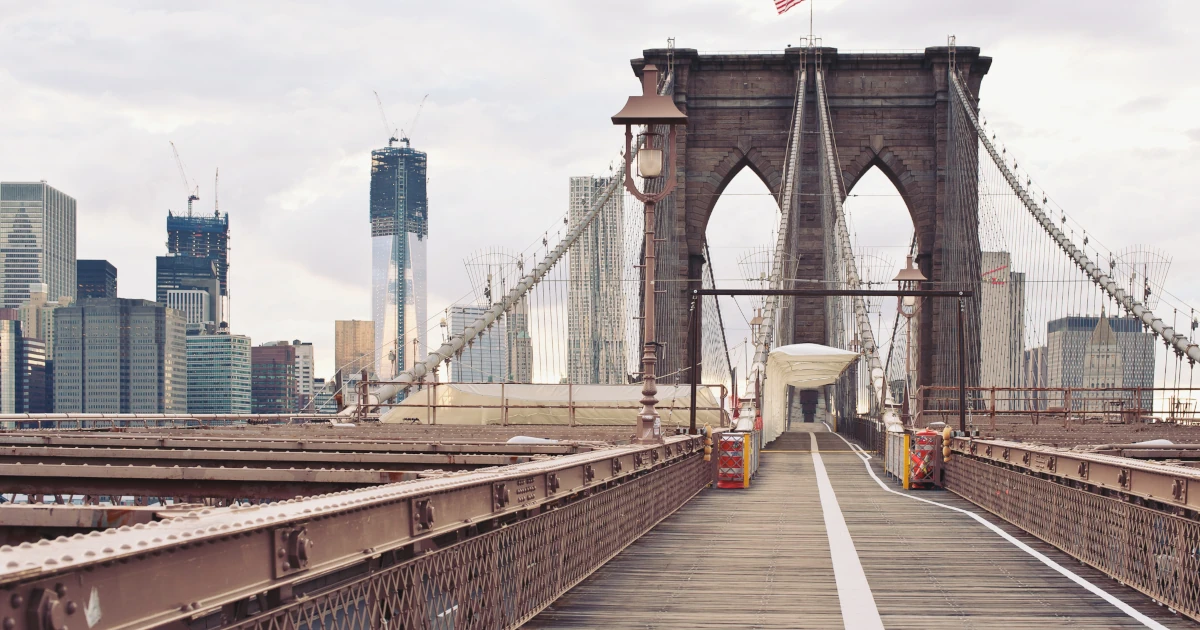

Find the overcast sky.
[{"left": 2, "top": 0, "right": 1197, "bottom": 379}]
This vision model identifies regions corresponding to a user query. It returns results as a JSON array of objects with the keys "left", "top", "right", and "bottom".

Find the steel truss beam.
[
  {"left": 0, "top": 434, "right": 710, "bottom": 630},
  {"left": 949, "top": 436, "right": 1200, "bottom": 511},
  {"left": 0, "top": 446, "right": 542, "bottom": 471},
  {"left": 0, "top": 433, "right": 588, "bottom": 456}
]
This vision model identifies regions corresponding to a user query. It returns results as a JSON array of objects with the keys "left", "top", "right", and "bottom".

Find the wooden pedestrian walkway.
[{"left": 528, "top": 425, "right": 1191, "bottom": 629}]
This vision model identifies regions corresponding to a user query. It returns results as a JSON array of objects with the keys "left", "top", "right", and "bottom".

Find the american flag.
[{"left": 775, "top": 0, "right": 805, "bottom": 14}]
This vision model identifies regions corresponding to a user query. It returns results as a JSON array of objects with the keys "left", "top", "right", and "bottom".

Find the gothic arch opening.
[
  {"left": 704, "top": 165, "right": 781, "bottom": 387},
  {"left": 843, "top": 165, "right": 916, "bottom": 411}
]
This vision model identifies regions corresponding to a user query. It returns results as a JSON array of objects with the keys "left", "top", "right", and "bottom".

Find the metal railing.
[
  {"left": 917, "top": 386, "right": 1200, "bottom": 427},
  {"left": 946, "top": 437, "right": 1200, "bottom": 622},
  {"left": 0, "top": 433, "right": 714, "bottom": 630},
  {"left": 836, "top": 416, "right": 886, "bottom": 454}
]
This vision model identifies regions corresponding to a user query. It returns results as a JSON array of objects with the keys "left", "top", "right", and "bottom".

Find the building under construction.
[
  {"left": 167, "top": 212, "right": 229, "bottom": 323},
  {"left": 369, "top": 144, "right": 428, "bottom": 382}
]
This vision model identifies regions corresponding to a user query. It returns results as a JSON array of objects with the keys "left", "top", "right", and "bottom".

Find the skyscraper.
[
  {"left": 18, "top": 337, "right": 47, "bottom": 413},
  {"left": 186, "top": 331, "right": 251, "bottom": 414},
  {"left": 167, "top": 212, "right": 230, "bottom": 324},
  {"left": 156, "top": 256, "right": 220, "bottom": 326},
  {"left": 334, "top": 320, "right": 375, "bottom": 380},
  {"left": 449, "top": 305, "right": 506, "bottom": 382},
  {"left": 506, "top": 298, "right": 533, "bottom": 382},
  {"left": 53, "top": 298, "right": 188, "bottom": 413},
  {"left": 979, "top": 251, "right": 1026, "bottom": 409},
  {"left": 0, "top": 182, "right": 76, "bottom": 309},
  {"left": 567, "top": 175, "right": 626, "bottom": 384},
  {"left": 77, "top": 260, "right": 117, "bottom": 299},
  {"left": 252, "top": 343, "right": 297, "bottom": 413},
  {"left": 370, "top": 144, "right": 428, "bottom": 384},
  {"left": 0, "top": 319, "right": 18, "bottom": 413},
  {"left": 289, "top": 340, "right": 315, "bottom": 411},
  {"left": 1046, "top": 314, "right": 1155, "bottom": 411}
]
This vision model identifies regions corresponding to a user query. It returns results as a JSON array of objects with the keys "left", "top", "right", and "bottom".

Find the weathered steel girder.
[
  {"left": 0, "top": 445, "right": 541, "bottom": 471},
  {"left": 0, "top": 433, "right": 712, "bottom": 630},
  {"left": 0, "top": 462, "right": 422, "bottom": 503},
  {"left": 0, "top": 433, "right": 589, "bottom": 456}
]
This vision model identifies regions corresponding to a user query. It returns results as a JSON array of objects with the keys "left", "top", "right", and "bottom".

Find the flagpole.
[{"left": 809, "top": 0, "right": 813, "bottom": 40}]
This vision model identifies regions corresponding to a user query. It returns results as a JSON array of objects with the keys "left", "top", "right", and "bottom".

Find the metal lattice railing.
[
  {"left": 227, "top": 455, "right": 710, "bottom": 630},
  {"left": 945, "top": 455, "right": 1200, "bottom": 621}
]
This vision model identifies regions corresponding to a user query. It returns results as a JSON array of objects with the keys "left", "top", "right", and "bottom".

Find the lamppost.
[
  {"left": 612, "top": 64, "right": 688, "bottom": 443},
  {"left": 893, "top": 255, "right": 926, "bottom": 425}
]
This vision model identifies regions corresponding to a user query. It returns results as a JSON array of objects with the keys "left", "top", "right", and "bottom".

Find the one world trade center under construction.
[{"left": 369, "top": 142, "right": 428, "bottom": 388}]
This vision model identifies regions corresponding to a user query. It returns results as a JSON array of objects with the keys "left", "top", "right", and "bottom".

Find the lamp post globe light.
[
  {"left": 612, "top": 64, "right": 687, "bottom": 443},
  {"left": 892, "top": 255, "right": 927, "bottom": 424},
  {"left": 893, "top": 255, "right": 925, "bottom": 320}
]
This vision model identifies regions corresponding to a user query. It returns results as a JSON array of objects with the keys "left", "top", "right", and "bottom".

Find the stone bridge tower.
[{"left": 630, "top": 46, "right": 991, "bottom": 389}]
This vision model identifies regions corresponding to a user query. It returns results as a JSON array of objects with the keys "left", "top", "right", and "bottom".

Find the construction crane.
[
  {"left": 373, "top": 90, "right": 400, "bottom": 147},
  {"left": 398, "top": 94, "right": 429, "bottom": 148},
  {"left": 170, "top": 141, "right": 200, "bottom": 216},
  {"left": 213, "top": 168, "right": 220, "bottom": 217}
]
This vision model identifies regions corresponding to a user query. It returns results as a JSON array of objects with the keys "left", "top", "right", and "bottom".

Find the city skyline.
[{"left": 2, "top": 2, "right": 1197, "bottom": 380}]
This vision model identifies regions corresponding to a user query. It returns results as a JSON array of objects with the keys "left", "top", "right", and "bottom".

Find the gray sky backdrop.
[{"left": 2, "top": 0, "right": 1197, "bottom": 379}]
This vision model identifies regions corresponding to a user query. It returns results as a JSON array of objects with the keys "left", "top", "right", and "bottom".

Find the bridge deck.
[{"left": 529, "top": 425, "right": 1191, "bottom": 629}]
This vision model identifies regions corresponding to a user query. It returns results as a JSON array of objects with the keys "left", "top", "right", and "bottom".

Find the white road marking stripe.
[
  {"left": 822, "top": 423, "right": 1170, "bottom": 630},
  {"left": 810, "top": 432, "right": 886, "bottom": 630}
]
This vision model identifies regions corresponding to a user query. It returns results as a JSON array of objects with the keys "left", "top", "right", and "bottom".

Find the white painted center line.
[{"left": 810, "top": 432, "right": 885, "bottom": 630}]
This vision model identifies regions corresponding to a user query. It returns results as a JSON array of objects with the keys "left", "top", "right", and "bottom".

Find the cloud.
[{"left": 3, "top": 0, "right": 1199, "bottom": 378}]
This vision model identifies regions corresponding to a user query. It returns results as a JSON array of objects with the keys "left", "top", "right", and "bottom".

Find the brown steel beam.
[
  {"left": 0, "top": 446, "right": 540, "bottom": 471},
  {"left": 0, "top": 463, "right": 424, "bottom": 502},
  {"left": 949, "top": 436, "right": 1200, "bottom": 511},
  {"left": 0, "top": 434, "right": 707, "bottom": 630},
  {"left": 0, "top": 433, "right": 587, "bottom": 455}
]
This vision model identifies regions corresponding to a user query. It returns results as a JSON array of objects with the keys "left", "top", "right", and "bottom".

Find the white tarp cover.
[
  {"left": 382, "top": 383, "right": 726, "bottom": 426},
  {"left": 763, "top": 344, "right": 859, "bottom": 444}
]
